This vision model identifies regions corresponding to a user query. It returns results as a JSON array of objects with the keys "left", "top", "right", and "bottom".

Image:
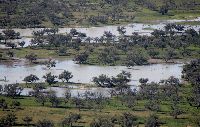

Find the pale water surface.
[{"left": 0, "top": 59, "right": 183, "bottom": 97}]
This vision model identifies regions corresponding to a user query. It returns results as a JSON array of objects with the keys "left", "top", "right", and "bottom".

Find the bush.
[{"left": 36, "top": 119, "right": 54, "bottom": 127}]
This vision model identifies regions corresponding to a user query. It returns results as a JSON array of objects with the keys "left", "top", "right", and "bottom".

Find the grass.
[
  {"left": 0, "top": 84, "right": 199, "bottom": 127},
  {"left": 1, "top": 43, "right": 200, "bottom": 66},
  {"left": 133, "top": 8, "right": 200, "bottom": 23}
]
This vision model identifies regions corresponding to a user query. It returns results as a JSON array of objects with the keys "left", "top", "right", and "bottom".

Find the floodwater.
[
  {"left": 0, "top": 59, "right": 183, "bottom": 97},
  {"left": 0, "top": 17, "right": 200, "bottom": 48},
  {"left": 0, "top": 18, "right": 191, "bottom": 97}
]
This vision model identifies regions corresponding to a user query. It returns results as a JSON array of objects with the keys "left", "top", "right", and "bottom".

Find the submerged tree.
[
  {"left": 59, "top": 70, "right": 73, "bottom": 83},
  {"left": 23, "top": 74, "right": 39, "bottom": 84},
  {"left": 43, "top": 72, "right": 57, "bottom": 85},
  {"left": 45, "top": 59, "right": 56, "bottom": 69}
]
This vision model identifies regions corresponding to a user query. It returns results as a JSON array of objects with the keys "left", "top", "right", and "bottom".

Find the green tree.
[
  {"left": 62, "top": 113, "right": 81, "bottom": 127},
  {"left": 59, "top": 70, "right": 73, "bottom": 83},
  {"left": 18, "top": 41, "right": 25, "bottom": 48},
  {"left": 23, "top": 116, "right": 33, "bottom": 126},
  {"left": 125, "top": 50, "right": 148, "bottom": 67},
  {"left": 23, "top": 74, "right": 39, "bottom": 84},
  {"left": 119, "top": 113, "right": 138, "bottom": 127},
  {"left": 36, "top": 119, "right": 54, "bottom": 127},
  {"left": 90, "top": 117, "right": 114, "bottom": 127},
  {"left": 0, "top": 113, "right": 17, "bottom": 126},
  {"left": 145, "top": 114, "right": 160, "bottom": 127},
  {"left": 4, "top": 83, "right": 23, "bottom": 98},
  {"left": 25, "top": 53, "right": 38, "bottom": 63},
  {"left": 74, "top": 52, "right": 89, "bottom": 64},
  {"left": 43, "top": 72, "right": 57, "bottom": 85},
  {"left": 47, "top": 91, "right": 61, "bottom": 107}
]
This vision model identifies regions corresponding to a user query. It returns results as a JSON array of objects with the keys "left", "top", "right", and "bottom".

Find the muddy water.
[
  {"left": 0, "top": 59, "right": 183, "bottom": 97},
  {"left": 0, "top": 17, "right": 200, "bottom": 48}
]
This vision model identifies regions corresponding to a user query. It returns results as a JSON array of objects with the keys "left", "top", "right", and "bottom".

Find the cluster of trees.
[
  {"left": 23, "top": 70, "right": 73, "bottom": 85},
  {"left": 0, "top": 0, "right": 136, "bottom": 28},
  {"left": 0, "top": 29, "right": 22, "bottom": 49},
  {"left": 138, "top": 0, "right": 200, "bottom": 14},
  {"left": 0, "top": 59, "right": 199, "bottom": 126},
  {"left": 2, "top": 24, "right": 199, "bottom": 66},
  {"left": 182, "top": 59, "right": 200, "bottom": 109},
  {"left": 0, "top": 0, "right": 72, "bottom": 28},
  {"left": 25, "top": 24, "right": 200, "bottom": 66},
  {"left": 93, "top": 70, "right": 191, "bottom": 119},
  {"left": 0, "top": 83, "right": 23, "bottom": 98},
  {"left": 1, "top": 0, "right": 200, "bottom": 28}
]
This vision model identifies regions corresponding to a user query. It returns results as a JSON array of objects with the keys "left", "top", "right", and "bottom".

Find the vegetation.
[
  {"left": 1, "top": 24, "right": 200, "bottom": 66},
  {"left": 0, "top": 0, "right": 200, "bottom": 28},
  {"left": 0, "top": 1, "right": 200, "bottom": 126},
  {"left": 0, "top": 59, "right": 199, "bottom": 126}
]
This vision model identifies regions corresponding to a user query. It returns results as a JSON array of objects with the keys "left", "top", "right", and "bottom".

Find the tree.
[
  {"left": 35, "top": 92, "right": 47, "bottom": 106},
  {"left": 170, "top": 98, "right": 183, "bottom": 119},
  {"left": 43, "top": 72, "right": 57, "bottom": 85},
  {"left": 145, "top": 114, "right": 160, "bottom": 127},
  {"left": 58, "top": 47, "right": 67, "bottom": 56},
  {"left": 139, "top": 82, "right": 160, "bottom": 111},
  {"left": 147, "top": 48, "right": 159, "bottom": 58},
  {"left": 125, "top": 51, "right": 148, "bottom": 67},
  {"left": 23, "top": 116, "right": 32, "bottom": 126},
  {"left": 2, "top": 29, "right": 20, "bottom": 43},
  {"left": 59, "top": 70, "right": 73, "bottom": 83},
  {"left": 103, "top": 31, "right": 115, "bottom": 43},
  {"left": 62, "top": 113, "right": 81, "bottom": 127},
  {"left": 73, "top": 52, "right": 89, "bottom": 64},
  {"left": 36, "top": 119, "right": 54, "bottom": 127},
  {"left": 10, "top": 100, "right": 21, "bottom": 109},
  {"left": 6, "top": 50, "right": 14, "bottom": 57},
  {"left": 45, "top": 59, "right": 56, "bottom": 69},
  {"left": 64, "top": 88, "right": 71, "bottom": 105},
  {"left": 139, "top": 78, "right": 149, "bottom": 85},
  {"left": 25, "top": 53, "right": 38, "bottom": 63},
  {"left": 30, "top": 83, "right": 46, "bottom": 96},
  {"left": 159, "top": 5, "right": 168, "bottom": 15},
  {"left": 70, "top": 28, "right": 79, "bottom": 37},
  {"left": 90, "top": 117, "right": 114, "bottom": 127},
  {"left": 6, "top": 42, "right": 17, "bottom": 49},
  {"left": 0, "top": 99, "right": 8, "bottom": 111},
  {"left": 162, "top": 77, "right": 183, "bottom": 118},
  {"left": 98, "top": 47, "right": 119, "bottom": 65},
  {"left": 120, "top": 94, "right": 137, "bottom": 110},
  {"left": 93, "top": 74, "right": 112, "bottom": 88},
  {"left": 119, "top": 113, "right": 138, "bottom": 127},
  {"left": 18, "top": 41, "right": 25, "bottom": 48},
  {"left": 182, "top": 59, "right": 200, "bottom": 109},
  {"left": 4, "top": 83, "right": 23, "bottom": 98},
  {"left": 72, "top": 93, "right": 84, "bottom": 111},
  {"left": 23, "top": 74, "right": 39, "bottom": 84},
  {"left": 117, "top": 26, "right": 126, "bottom": 36},
  {"left": 112, "top": 71, "right": 132, "bottom": 94},
  {"left": 0, "top": 85, "right": 2, "bottom": 95},
  {"left": 162, "top": 47, "right": 177, "bottom": 62},
  {"left": 0, "top": 113, "right": 17, "bottom": 126},
  {"left": 47, "top": 90, "right": 61, "bottom": 107}
]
